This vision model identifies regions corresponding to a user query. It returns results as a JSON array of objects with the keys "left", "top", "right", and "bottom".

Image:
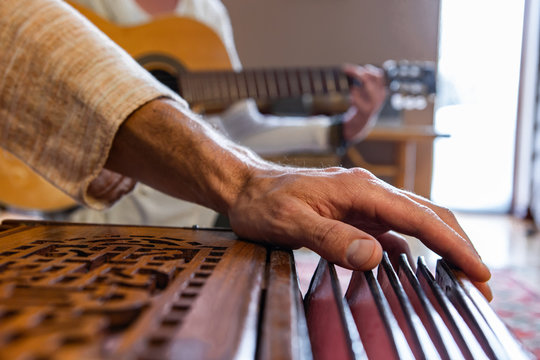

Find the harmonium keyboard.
[{"left": 0, "top": 220, "right": 532, "bottom": 359}]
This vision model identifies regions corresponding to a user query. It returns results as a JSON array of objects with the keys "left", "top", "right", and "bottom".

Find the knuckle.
[
  {"left": 427, "top": 201, "right": 454, "bottom": 219},
  {"left": 323, "top": 166, "right": 346, "bottom": 174},
  {"left": 350, "top": 167, "right": 377, "bottom": 179},
  {"left": 419, "top": 203, "right": 438, "bottom": 218},
  {"left": 438, "top": 206, "right": 457, "bottom": 222}
]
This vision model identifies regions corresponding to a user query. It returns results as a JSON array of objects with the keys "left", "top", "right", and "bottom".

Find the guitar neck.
[{"left": 178, "top": 66, "right": 356, "bottom": 109}]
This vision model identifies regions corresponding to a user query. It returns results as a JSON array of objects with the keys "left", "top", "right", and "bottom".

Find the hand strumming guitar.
[{"left": 342, "top": 64, "right": 388, "bottom": 143}]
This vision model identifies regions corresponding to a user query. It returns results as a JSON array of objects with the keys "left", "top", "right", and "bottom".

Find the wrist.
[
  {"left": 105, "top": 98, "right": 277, "bottom": 214},
  {"left": 342, "top": 107, "right": 379, "bottom": 144},
  {"left": 328, "top": 114, "right": 348, "bottom": 156}
]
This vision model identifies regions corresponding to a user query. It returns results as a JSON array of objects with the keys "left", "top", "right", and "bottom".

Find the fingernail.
[
  {"left": 478, "top": 261, "right": 491, "bottom": 281},
  {"left": 484, "top": 283, "right": 493, "bottom": 302},
  {"left": 346, "top": 239, "right": 375, "bottom": 269}
]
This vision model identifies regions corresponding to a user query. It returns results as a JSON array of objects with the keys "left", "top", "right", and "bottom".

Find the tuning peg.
[
  {"left": 390, "top": 94, "right": 428, "bottom": 110},
  {"left": 390, "top": 93, "right": 404, "bottom": 110},
  {"left": 389, "top": 80, "right": 401, "bottom": 93},
  {"left": 406, "top": 82, "right": 425, "bottom": 96},
  {"left": 399, "top": 64, "right": 409, "bottom": 78},
  {"left": 412, "top": 96, "right": 428, "bottom": 110},
  {"left": 409, "top": 65, "right": 422, "bottom": 78},
  {"left": 383, "top": 60, "right": 399, "bottom": 79}
]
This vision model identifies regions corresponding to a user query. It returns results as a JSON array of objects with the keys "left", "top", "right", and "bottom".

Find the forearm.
[{"left": 104, "top": 98, "right": 276, "bottom": 214}]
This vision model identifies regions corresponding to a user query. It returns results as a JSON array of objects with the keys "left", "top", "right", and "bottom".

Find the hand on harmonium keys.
[
  {"left": 378, "top": 230, "right": 493, "bottom": 302},
  {"left": 228, "top": 166, "right": 492, "bottom": 301}
]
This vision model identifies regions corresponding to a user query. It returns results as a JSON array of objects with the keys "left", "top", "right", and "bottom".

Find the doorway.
[{"left": 431, "top": 0, "right": 525, "bottom": 212}]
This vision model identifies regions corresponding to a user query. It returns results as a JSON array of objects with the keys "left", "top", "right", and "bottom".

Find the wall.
[{"left": 222, "top": 0, "right": 440, "bottom": 67}]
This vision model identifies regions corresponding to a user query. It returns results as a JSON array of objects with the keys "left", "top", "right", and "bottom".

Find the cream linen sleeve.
[{"left": 0, "top": 0, "right": 187, "bottom": 209}]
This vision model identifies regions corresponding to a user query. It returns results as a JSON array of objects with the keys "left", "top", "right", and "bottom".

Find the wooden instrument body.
[{"left": 0, "top": 221, "right": 530, "bottom": 359}]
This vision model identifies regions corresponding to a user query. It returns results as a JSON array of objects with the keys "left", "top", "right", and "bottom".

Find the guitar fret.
[
  {"left": 311, "top": 69, "right": 324, "bottom": 94},
  {"left": 188, "top": 74, "right": 198, "bottom": 102},
  {"left": 184, "top": 74, "right": 192, "bottom": 101},
  {"left": 194, "top": 73, "right": 205, "bottom": 102},
  {"left": 227, "top": 72, "right": 239, "bottom": 101},
  {"left": 321, "top": 68, "right": 329, "bottom": 94},
  {"left": 324, "top": 68, "right": 336, "bottom": 93},
  {"left": 255, "top": 71, "right": 267, "bottom": 98},
  {"left": 299, "top": 69, "right": 311, "bottom": 95},
  {"left": 195, "top": 74, "right": 203, "bottom": 101},
  {"left": 176, "top": 62, "right": 433, "bottom": 113},
  {"left": 236, "top": 72, "right": 248, "bottom": 99},
  {"left": 336, "top": 69, "right": 350, "bottom": 93},
  {"left": 187, "top": 75, "right": 196, "bottom": 103},
  {"left": 178, "top": 76, "right": 188, "bottom": 101},
  {"left": 219, "top": 72, "right": 230, "bottom": 101},
  {"left": 245, "top": 70, "right": 258, "bottom": 98},
  {"left": 288, "top": 69, "right": 301, "bottom": 97},
  {"left": 265, "top": 70, "right": 278, "bottom": 98},
  {"left": 205, "top": 73, "right": 216, "bottom": 101},
  {"left": 188, "top": 74, "right": 200, "bottom": 102},
  {"left": 212, "top": 72, "right": 220, "bottom": 101},
  {"left": 221, "top": 72, "right": 230, "bottom": 101},
  {"left": 276, "top": 69, "right": 288, "bottom": 98},
  {"left": 235, "top": 72, "right": 244, "bottom": 101},
  {"left": 207, "top": 72, "right": 217, "bottom": 101}
]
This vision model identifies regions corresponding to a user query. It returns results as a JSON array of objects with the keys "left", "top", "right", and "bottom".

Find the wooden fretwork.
[{"left": 0, "top": 220, "right": 309, "bottom": 359}]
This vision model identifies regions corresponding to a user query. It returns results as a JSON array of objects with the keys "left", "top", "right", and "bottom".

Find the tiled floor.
[{"left": 456, "top": 213, "right": 540, "bottom": 290}]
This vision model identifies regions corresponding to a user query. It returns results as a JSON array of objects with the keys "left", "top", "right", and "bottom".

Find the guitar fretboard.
[{"left": 178, "top": 67, "right": 353, "bottom": 105}]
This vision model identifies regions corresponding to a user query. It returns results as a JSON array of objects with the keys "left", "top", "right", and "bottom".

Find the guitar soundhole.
[
  {"left": 149, "top": 69, "right": 179, "bottom": 93},
  {"left": 137, "top": 54, "right": 186, "bottom": 95}
]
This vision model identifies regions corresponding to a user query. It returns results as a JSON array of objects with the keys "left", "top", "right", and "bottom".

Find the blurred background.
[{"left": 223, "top": 0, "right": 527, "bottom": 214}]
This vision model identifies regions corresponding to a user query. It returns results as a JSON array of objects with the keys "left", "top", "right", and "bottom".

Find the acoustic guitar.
[{"left": 0, "top": 1, "right": 436, "bottom": 213}]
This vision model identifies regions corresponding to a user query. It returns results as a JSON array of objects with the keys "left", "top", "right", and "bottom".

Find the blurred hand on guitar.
[{"left": 342, "top": 64, "right": 387, "bottom": 143}]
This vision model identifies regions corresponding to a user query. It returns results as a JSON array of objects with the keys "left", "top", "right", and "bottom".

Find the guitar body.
[
  {"left": 0, "top": 151, "right": 76, "bottom": 212},
  {"left": 68, "top": 1, "right": 233, "bottom": 71},
  {"left": 0, "top": 2, "right": 233, "bottom": 212}
]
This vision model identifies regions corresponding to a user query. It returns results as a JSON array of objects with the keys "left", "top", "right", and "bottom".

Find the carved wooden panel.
[{"left": 0, "top": 220, "right": 273, "bottom": 359}]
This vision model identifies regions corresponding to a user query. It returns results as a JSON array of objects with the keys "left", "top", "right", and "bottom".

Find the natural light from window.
[{"left": 432, "top": 0, "right": 525, "bottom": 212}]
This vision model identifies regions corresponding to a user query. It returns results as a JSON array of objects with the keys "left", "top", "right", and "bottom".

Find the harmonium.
[{"left": 0, "top": 220, "right": 532, "bottom": 359}]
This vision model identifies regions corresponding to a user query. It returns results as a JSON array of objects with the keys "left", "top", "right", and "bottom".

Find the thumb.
[{"left": 302, "top": 213, "right": 383, "bottom": 270}]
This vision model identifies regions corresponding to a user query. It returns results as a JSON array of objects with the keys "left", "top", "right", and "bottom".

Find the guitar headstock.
[{"left": 382, "top": 60, "right": 436, "bottom": 110}]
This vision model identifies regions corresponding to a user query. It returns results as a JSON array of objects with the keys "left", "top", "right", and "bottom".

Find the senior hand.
[
  {"left": 342, "top": 64, "right": 387, "bottom": 142},
  {"left": 228, "top": 166, "right": 491, "bottom": 285},
  {"left": 107, "top": 99, "right": 490, "bottom": 298}
]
